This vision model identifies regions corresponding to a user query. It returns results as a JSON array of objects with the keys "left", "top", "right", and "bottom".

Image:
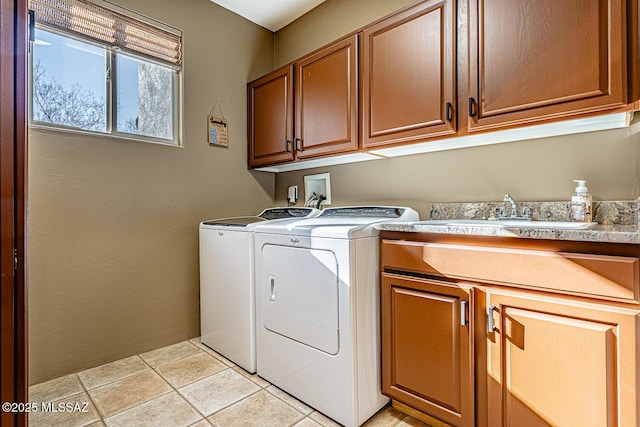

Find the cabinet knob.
[
  {"left": 285, "top": 139, "right": 291, "bottom": 153},
  {"left": 446, "top": 102, "right": 453, "bottom": 122},
  {"left": 294, "top": 138, "right": 302, "bottom": 152}
]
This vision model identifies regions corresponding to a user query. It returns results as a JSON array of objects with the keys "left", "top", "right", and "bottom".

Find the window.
[{"left": 28, "top": 0, "right": 182, "bottom": 145}]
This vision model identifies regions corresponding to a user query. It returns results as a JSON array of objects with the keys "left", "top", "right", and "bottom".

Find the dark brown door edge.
[{"left": 1, "top": 0, "right": 28, "bottom": 425}]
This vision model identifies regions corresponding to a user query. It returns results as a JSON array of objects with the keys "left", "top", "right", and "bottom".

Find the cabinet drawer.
[{"left": 381, "top": 240, "right": 640, "bottom": 302}]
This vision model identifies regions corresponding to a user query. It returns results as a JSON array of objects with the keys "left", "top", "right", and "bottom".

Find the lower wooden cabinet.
[
  {"left": 381, "top": 274, "right": 474, "bottom": 427},
  {"left": 380, "top": 236, "right": 640, "bottom": 427},
  {"left": 486, "top": 289, "right": 639, "bottom": 427}
]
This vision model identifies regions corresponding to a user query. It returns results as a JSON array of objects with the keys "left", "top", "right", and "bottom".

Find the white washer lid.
[
  {"left": 253, "top": 206, "right": 419, "bottom": 238},
  {"left": 200, "top": 207, "right": 320, "bottom": 230},
  {"left": 200, "top": 216, "right": 266, "bottom": 231}
]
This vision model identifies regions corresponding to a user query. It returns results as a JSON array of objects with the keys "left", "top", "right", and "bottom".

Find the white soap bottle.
[{"left": 570, "top": 179, "right": 592, "bottom": 222}]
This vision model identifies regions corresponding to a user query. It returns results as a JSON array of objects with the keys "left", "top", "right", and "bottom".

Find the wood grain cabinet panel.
[
  {"left": 468, "top": 0, "right": 627, "bottom": 131},
  {"left": 295, "top": 35, "right": 359, "bottom": 159},
  {"left": 248, "top": 37, "right": 358, "bottom": 168},
  {"left": 248, "top": 66, "right": 294, "bottom": 167},
  {"left": 382, "top": 239, "right": 640, "bottom": 303},
  {"left": 486, "top": 290, "right": 640, "bottom": 427},
  {"left": 362, "top": 0, "right": 456, "bottom": 148},
  {"left": 381, "top": 274, "right": 474, "bottom": 427}
]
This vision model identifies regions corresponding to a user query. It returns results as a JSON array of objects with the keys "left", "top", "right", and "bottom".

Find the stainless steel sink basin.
[{"left": 418, "top": 219, "right": 598, "bottom": 230}]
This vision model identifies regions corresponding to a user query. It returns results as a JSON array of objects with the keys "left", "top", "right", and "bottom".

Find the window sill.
[{"left": 28, "top": 123, "right": 182, "bottom": 148}]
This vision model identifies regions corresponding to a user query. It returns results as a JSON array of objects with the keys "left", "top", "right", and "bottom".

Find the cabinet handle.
[
  {"left": 469, "top": 97, "right": 477, "bottom": 118},
  {"left": 285, "top": 140, "right": 291, "bottom": 153},
  {"left": 294, "top": 138, "right": 302, "bottom": 152},
  {"left": 460, "top": 300, "right": 468, "bottom": 326},
  {"left": 446, "top": 102, "right": 453, "bottom": 122},
  {"left": 487, "top": 305, "right": 496, "bottom": 333}
]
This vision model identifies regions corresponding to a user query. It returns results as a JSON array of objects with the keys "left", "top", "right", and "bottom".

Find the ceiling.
[{"left": 209, "top": 0, "right": 326, "bottom": 32}]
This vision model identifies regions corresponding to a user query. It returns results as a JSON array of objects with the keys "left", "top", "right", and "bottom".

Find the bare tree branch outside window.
[{"left": 32, "top": 60, "right": 106, "bottom": 132}]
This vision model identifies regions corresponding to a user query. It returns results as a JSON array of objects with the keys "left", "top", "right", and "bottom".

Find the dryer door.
[{"left": 261, "top": 244, "right": 339, "bottom": 355}]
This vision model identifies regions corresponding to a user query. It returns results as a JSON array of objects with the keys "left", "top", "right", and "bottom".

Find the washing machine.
[
  {"left": 253, "top": 206, "right": 419, "bottom": 427},
  {"left": 199, "top": 207, "right": 319, "bottom": 373}
]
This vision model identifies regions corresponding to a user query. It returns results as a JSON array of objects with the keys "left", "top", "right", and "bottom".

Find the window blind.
[{"left": 29, "top": 0, "right": 182, "bottom": 66}]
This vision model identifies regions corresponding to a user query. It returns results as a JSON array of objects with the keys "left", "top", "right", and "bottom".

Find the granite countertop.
[
  {"left": 376, "top": 199, "right": 640, "bottom": 244},
  {"left": 376, "top": 221, "right": 640, "bottom": 244}
]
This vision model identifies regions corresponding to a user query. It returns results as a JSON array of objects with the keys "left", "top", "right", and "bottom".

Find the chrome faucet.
[
  {"left": 503, "top": 193, "right": 518, "bottom": 217},
  {"left": 500, "top": 193, "right": 531, "bottom": 220}
]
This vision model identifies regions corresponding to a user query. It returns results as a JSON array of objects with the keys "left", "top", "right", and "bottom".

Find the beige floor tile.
[
  {"left": 140, "top": 341, "right": 200, "bottom": 367},
  {"left": 88, "top": 370, "right": 172, "bottom": 418},
  {"left": 308, "top": 411, "right": 343, "bottom": 427},
  {"left": 29, "top": 373, "right": 84, "bottom": 403},
  {"left": 86, "top": 421, "right": 106, "bottom": 427},
  {"left": 232, "top": 366, "right": 269, "bottom": 388},
  {"left": 266, "top": 385, "right": 313, "bottom": 415},
  {"left": 363, "top": 405, "right": 407, "bottom": 426},
  {"left": 78, "top": 356, "right": 149, "bottom": 390},
  {"left": 156, "top": 352, "right": 227, "bottom": 388},
  {"left": 292, "top": 419, "right": 323, "bottom": 427},
  {"left": 207, "top": 390, "right": 304, "bottom": 427},
  {"left": 178, "top": 369, "right": 260, "bottom": 416},
  {"left": 28, "top": 391, "right": 100, "bottom": 427},
  {"left": 189, "top": 419, "right": 213, "bottom": 427},
  {"left": 396, "top": 416, "right": 431, "bottom": 427},
  {"left": 189, "top": 338, "right": 236, "bottom": 367},
  {"left": 104, "top": 391, "right": 202, "bottom": 427},
  {"left": 188, "top": 337, "right": 208, "bottom": 350}
]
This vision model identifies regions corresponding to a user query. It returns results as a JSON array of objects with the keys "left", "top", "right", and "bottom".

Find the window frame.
[
  {"left": 27, "top": 9, "right": 183, "bottom": 147},
  {"left": 109, "top": 48, "right": 182, "bottom": 145}
]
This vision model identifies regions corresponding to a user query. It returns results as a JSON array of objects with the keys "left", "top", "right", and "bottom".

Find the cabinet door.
[
  {"left": 468, "top": 0, "right": 626, "bottom": 132},
  {"left": 362, "top": 0, "right": 456, "bottom": 149},
  {"left": 248, "top": 66, "right": 294, "bottom": 167},
  {"left": 294, "top": 35, "right": 359, "bottom": 159},
  {"left": 381, "top": 274, "right": 474, "bottom": 427},
  {"left": 486, "top": 290, "right": 640, "bottom": 427}
]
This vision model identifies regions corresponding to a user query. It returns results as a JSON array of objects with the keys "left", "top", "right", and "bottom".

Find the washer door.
[{"left": 261, "top": 244, "right": 339, "bottom": 355}]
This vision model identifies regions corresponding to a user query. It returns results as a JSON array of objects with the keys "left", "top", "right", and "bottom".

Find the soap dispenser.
[{"left": 571, "top": 179, "right": 592, "bottom": 222}]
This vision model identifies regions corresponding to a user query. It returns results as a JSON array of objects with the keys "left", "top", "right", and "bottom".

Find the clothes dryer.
[{"left": 253, "top": 206, "right": 419, "bottom": 426}]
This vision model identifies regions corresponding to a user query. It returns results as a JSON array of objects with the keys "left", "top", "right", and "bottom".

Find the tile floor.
[{"left": 28, "top": 338, "right": 430, "bottom": 427}]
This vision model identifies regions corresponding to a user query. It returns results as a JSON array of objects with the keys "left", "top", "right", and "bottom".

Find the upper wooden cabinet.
[
  {"left": 248, "top": 66, "right": 294, "bottom": 168},
  {"left": 248, "top": 36, "right": 358, "bottom": 168},
  {"left": 468, "top": 0, "right": 627, "bottom": 132},
  {"left": 362, "top": 0, "right": 456, "bottom": 148},
  {"left": 295, "top": 35, "right": 359, "bottom": 159},
  {"left": 248, "top": 0, "right": 635, "bottom": 169}
]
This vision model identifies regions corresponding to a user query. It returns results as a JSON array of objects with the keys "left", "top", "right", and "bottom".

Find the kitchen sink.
[{"left": 418, "top": 219, "right": 598, "bottom": 230}]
